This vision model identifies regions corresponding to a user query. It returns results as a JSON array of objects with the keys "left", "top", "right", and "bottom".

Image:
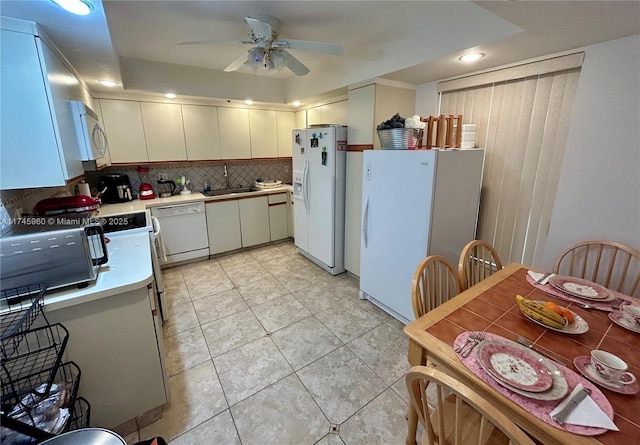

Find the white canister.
[{"left": 78, "top": 181, "right": 91, "bottom": 197}]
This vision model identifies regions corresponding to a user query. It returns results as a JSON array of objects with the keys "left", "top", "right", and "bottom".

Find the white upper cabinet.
[
  {"left": 1, "top": 26, "right": 84, "bottom": 189},
  {"left": 182, "top": 105, "right": 222, "bottom": 161},
  {"left": 249, "top": 110, "right": 278, "bottom": 158},
  {"left": 322, "top": 101, "right": 348, "bottom": 125},
  {"left": 295, "top": 110, "right": 306, "bottom": 129},
  {"left": 307, "top": 107, "right": 322, "bottom": 126},
  {"left": 276, "top": 111, "right": 295, "bottom": 157},
  {"left": 141, "top": 102, "right": 187, "bottom": 162},
  {"left": 100, "top": 99, "right": 149, "bottom": 163},
  {"left": 218, "top": 107, "right": 251, "bottom": 159}
]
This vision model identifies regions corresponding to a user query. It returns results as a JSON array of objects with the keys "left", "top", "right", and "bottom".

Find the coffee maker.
[{"left": 97, "top": 174, "right": 134, "bottom": 204}]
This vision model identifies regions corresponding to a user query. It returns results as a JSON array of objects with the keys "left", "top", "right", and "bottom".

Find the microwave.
[
  {"left": 71, "top": 101, "right": 109, "bottom": 171},
  {"left": 0, "top": 216, "right": 108, "bottom": 293}
]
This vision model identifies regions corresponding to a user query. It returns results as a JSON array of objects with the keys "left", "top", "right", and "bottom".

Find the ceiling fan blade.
[
  {"left": 280, "top": 50, "right": 310, "bottom": 76},
  {"left": 224, "top": 52, "right": 248, "bottom": 72},
  {"left": 245, "top": 15, "right": 280, "bottom": 40},
  {"left": 276, "top": 39, "right": 343, "bottom": 56}
]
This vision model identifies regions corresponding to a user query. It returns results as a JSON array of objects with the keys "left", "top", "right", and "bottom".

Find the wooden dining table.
[{"left": 403, "top": 263, "right": 639, "bottom": 445}]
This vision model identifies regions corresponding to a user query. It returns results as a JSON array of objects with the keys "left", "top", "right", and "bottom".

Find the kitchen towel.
[{"left": 550, "top": 384, "right": 619, "bottom": 431}]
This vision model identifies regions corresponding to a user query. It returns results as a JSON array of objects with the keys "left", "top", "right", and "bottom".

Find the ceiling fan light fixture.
[
  {"left": 247, "top": 47, "right": 265, "bottom": 69},
  {"left": 50, "top": 0, "right": 93, "bottom": 15},
  {"left": 270, "top": 50, "right": 286, "bottom": 72}
]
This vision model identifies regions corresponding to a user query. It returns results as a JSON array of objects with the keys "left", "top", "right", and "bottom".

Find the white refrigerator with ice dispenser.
[
  {"left": 292, "top": 126, "right": 348, "bottom": 274},
  {"left": 359, "top": 149, "right": 485, "bottom": 323}
]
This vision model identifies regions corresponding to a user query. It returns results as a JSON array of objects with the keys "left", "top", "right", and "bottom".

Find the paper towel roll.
[{"left": 78, "top": 182, "right": 91, "bottom": 197}]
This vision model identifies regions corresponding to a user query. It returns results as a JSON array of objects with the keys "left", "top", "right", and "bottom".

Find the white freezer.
[{"left": 359, "top": 149, "right": 485, "bottom": 323}]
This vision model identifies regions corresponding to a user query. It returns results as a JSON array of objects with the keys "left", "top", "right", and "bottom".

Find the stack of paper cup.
[{"left": 461, "top": 124, "right": 477, "bottom": 149}]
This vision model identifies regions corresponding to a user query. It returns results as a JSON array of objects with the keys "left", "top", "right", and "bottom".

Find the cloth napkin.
[
  {"left": 550, "top": 384, "right": 619, "bottom": 431},
  {"left": 527, "top": 270, "right": 554, "bottom": 285}
]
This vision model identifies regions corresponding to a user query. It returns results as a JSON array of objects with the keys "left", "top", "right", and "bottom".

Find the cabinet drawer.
[{"left": 268, "top": 193, "right": 288, "bottom": 205}]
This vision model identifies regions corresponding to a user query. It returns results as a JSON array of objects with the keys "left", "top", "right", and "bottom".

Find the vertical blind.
[{"left": 439, "top": 58, "right": 581, "bottom": 265}]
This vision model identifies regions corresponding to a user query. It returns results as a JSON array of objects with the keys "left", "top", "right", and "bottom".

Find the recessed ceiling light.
[
  {"left": 459, "top": 53, "right": 485, "bottom": 62},
  {"left": 164, "top": 93, "right": 177, "bottom": 99},
  {"left": 50, "top": 0, "right": 94, "bottom": 15},
  {"left": 292, "top": 101, "right": 301, "bottom": 107},
  {"left": 244, "top": 100, "right": 254, "bottom": 105},
  {"left": 99, "top": 80, "right": 119, "bottom": 87}
]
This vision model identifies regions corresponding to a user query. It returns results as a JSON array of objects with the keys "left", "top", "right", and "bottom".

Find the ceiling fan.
[{"left": 180, "top": 15, "right": 343, "bottom": 76}]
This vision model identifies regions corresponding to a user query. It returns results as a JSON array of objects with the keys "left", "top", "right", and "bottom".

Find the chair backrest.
[
  {"left": 458, "top": 240, "right": 503, "bottom": 291},
  {"left": 412, "top": 255, "right": 461, "bottom": 318},
  {"left": 406, "top": 366, "right": 536, "bottom": 445},
  {"left": 553, "top": 240, "right": 640, "bottom": 298}
]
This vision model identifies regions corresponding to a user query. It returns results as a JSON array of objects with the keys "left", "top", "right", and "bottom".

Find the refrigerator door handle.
[
  {"left": 362, "top": 195, "right": 369, "bottom": 248},
  {"left": 303, "top": 160, "right": 310, "bottom": 213}
]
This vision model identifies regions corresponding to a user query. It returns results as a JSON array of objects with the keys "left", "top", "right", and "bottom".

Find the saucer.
[
  {"left": 609, "top": 312, "right": 640, "bottom": 334},
  {"left": 573, "top": 356, "right": 640, "bottom": 394}
]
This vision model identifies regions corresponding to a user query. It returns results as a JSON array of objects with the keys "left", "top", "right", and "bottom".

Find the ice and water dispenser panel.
[{"left": 293, "top": 171, "right": 304, "bottom": 200}]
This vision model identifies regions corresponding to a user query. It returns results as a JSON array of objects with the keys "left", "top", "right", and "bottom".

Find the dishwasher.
[{"left": 150, "top": 202, "right": 209, "bottom": 266}]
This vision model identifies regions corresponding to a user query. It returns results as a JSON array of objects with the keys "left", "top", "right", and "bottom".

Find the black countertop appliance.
[{"left": 97, "top": 174, "right": 133, "bottom": 204}]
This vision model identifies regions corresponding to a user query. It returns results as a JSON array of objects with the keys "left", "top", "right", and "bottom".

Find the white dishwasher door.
[{"left": 151, "top": 202, "right": 209, "bottom": 265}]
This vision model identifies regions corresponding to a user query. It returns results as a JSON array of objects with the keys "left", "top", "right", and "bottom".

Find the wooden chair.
[
  {"left": 458, "top": 240, "right": 503, "bottom": 291},
  {"left": 412, "top": 255, "right": 461, "bottom": 318},
  {"left": 406, "top": 365, "right": 536, "bottom": 445},
  {"left": 553, "top": 240, "right": 640, "bottom": 298}
]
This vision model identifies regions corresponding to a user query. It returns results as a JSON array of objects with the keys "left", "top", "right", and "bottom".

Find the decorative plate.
[
  {"left": 574, "top": 356, "right": 640, "bottom": 395},
  {"left": 548, "top": 275, "right": 613, "bottom": 301},
  {"left": 608, "top": 312, "right": 640, "bottom": 334},
  {"left": 476, "top": 339, "right": 569, "bottom": 401},
  {"left": 522, "top": 303, "right": 589, "bottom": 334},
  {"left": 477, "top": 340, "right": 553, "bottom": 392}
]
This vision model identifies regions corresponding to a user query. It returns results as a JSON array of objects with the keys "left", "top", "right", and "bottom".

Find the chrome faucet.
[{"left": 223, "top": 164, "right": 231, "bottom": 189}]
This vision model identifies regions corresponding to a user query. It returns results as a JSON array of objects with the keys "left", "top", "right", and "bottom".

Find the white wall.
[
  {"left": 538, "top": 34, "right": 640, "bottom": 268},
  {"left": 415, "top": 81, "right": 439, "bottom": 117}
]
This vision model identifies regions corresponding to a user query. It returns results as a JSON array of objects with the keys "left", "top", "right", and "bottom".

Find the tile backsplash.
[
  {"left": 0, "top": 158, "right": 292, "bottom": 231},
  {"left": 85, "top": 159, "right": 292, "bottom": 197}
]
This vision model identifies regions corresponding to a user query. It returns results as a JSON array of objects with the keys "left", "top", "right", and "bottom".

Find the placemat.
[
  {"left": 453, "top": 331, "right": 614, "bottom": 436},
  {"left": 525, "top": 274, "right": 636, "bottom": 312}
]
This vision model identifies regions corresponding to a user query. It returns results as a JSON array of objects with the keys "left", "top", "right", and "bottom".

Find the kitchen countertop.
[
  {"left": 96, "top": 185, "right": 293, "bottom": 217},
  {"left": 42, "top": 231, "right": 153, "bottom": 312}
]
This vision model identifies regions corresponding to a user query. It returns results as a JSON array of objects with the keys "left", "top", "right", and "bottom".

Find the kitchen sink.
[{"left": 201, "top": 187, "right": 257, "bottom": 197}]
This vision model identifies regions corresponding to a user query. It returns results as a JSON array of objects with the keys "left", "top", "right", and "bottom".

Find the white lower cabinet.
[
  {"left": 268, "top": 193, "right": 288, "bottom": 241},
  {"left": 239, "top": 196, "right": 270, "bottom": 247},
  {"left": 45, "top": 285, "right": 167, "bottom": 428},
  {"left": 206, "top": 200, "right": 242, "bottom": 255}
]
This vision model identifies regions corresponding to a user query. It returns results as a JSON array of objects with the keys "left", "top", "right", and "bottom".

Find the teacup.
[
  {"left": 622, "top": 305, "right": 640, "bottom": 326},
  {"left": 590, "top": 350, "right": 636, "bottom": 385}
]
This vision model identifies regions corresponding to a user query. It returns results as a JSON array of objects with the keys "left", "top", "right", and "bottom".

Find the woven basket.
[{"left": 377, "top": 128, "right": 413, "bottom": 150}]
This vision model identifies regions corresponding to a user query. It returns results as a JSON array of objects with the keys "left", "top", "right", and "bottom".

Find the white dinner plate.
[{"left": 475, "top": 339, "right": 569, "bottom": 401}]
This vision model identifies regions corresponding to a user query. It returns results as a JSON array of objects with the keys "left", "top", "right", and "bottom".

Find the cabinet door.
[
  {"left": 295, "top": 110, "right": 306, "bottom": 129},
  {"left": 249, "top": 110, "right": 278, "bottom": 158},
  {"left": 182, "top": 105, "right": 222, "bottom": 160},
  {"left": 276, "top": 111, "right": 295, "bottom": 158},
  {"left": 322, "top": 101, "right": 348, "bottom": 125},
  {"left": 100, "top": 100, "right": 149, "bottom": 163},
  {"left": 206, "top": 200, "right": 242, "bottom": 254},
  {"left": 218, "top": 108, "right": 251, "bottom": 159},
  {"left": 307, "top": 107, "right": 322, "bottom": 126},
  {"left": 268, "top": 193, "right": 288, "bottom": 241},
  {"left": 0, "top": 30, "right": 65, "bottom": 189},
  {"left": 238, "top": 196, "right": 270, "bottom": 247},
  {"left": 141, "top": 102, "right": 187, "bottom": 161}
]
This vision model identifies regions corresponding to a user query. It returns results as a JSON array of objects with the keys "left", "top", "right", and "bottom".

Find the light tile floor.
[{"left": 121, "top": 241, "right": 411, "bottom": 445}]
